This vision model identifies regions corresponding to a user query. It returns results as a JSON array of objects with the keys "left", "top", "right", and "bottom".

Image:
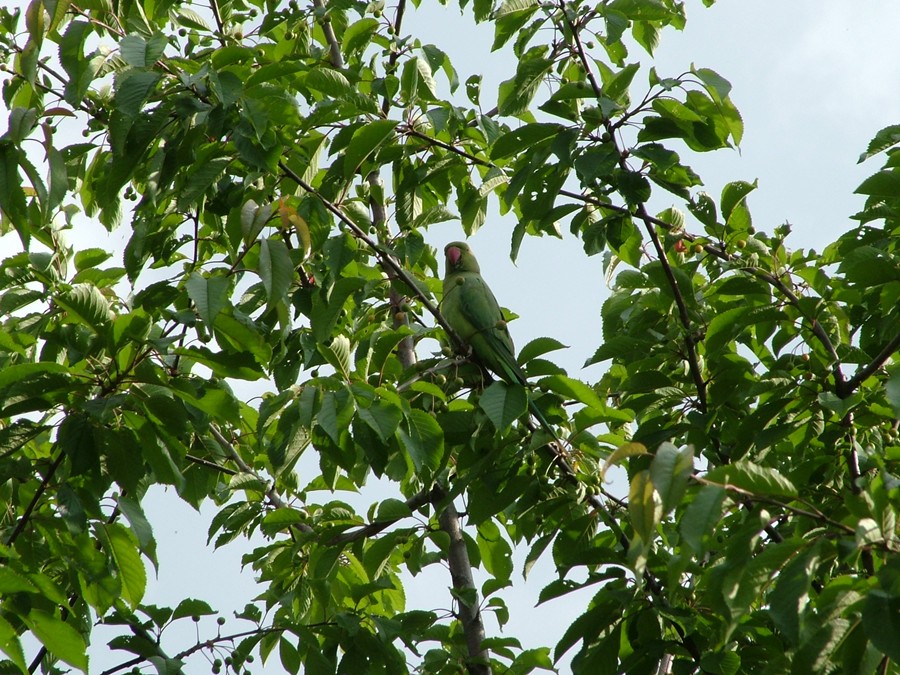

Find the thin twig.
[{"left": 209, "top": 425, "right": 314, "bottom": 534}]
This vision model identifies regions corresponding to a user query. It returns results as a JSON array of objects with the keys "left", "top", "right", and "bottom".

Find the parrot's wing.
[{"left": 454, "top": 274, "right": 526, "bottom": 384}]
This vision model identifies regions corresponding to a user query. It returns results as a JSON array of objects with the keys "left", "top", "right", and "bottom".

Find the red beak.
[{"left": 447, "top": 246, "right": 461, "bottom": 267}]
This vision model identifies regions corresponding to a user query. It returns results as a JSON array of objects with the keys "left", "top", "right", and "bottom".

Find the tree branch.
[
  {"left": 209, "top": 425, "right": 314, "bottom": 534},
  {"left": 279, "top": 161, "right": 465, "bottom": 349},
  {"left": 325, "top": 485, "right": 436, "bottom": 546},
  {"left": 7, "top": 448, "right": 64, "bottom": 546},
  {"left": 311, "top": 0, "right": 344, "bottom": 69},
  {"left": 637, "top": 206, "right": 708, "bottom": 412},
  {"left": 434, "top": 486, "right": 490, "bottom": 675}
]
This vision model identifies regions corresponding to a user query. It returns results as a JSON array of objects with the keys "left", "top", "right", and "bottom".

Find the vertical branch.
[
  {"left": 370, "top": 0, "right": 414, "bottom": 369},
  {"left": 638, "top": 210, "right": 708, "bottom": 412},
  {"left": 311, "top": 0, "right": 344, "bottom": 69},
  {"left": 435, "top": 488, "right": 490, "bottom": 675}
]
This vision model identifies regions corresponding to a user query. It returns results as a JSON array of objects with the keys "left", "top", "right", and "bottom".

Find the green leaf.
[
  {"left": 0, "top": 614, "right": 27, "bottom": 673},
  {"left": 538, "top": 374, "right": 604, "bottom": 409},
  {"left": 258, "top": 237, "right": 293, "bottom": 308},
  {"left": 680, "top": 485, "right": 726, "bottom": 553},
  {"left": 517, "top": 337, "right": 568, "bottom": 365},
  {"left": 306, "top": 67, "right": 353, "bottom": 97},
  {"left": 477, "top": 521, "right": 513, "bottom": 583},
  {"left": 173, "top": 346, "right": 264, "bottom": 380},
  {"left": 720, "top": 179, "right": 756, "bottom": 222},
  {"left": 768, "top": 544, "right": 819, "bottom": 645},
  {"left": 401, "top": 57, "right": 438, "bottom": 103},
  {"left": 185, "top": 272, "right": 230, "bottom": 327},
  {"left": 0, "top": 567, "right": 38, "bottom": 594},
  {"left": 398, "top": 409, "right": 444, "bottom": 475},
  {"left": 342, "top": 120, "right": 398, "bottom": 179},
  {"left": 693, "top": 66, "right": 732, "bottom": 102},
  {"left": 104, "top": 523, "right": 147, "bottom": 608},
  {"left": 376, "top": 499, "right": 412, "bottom": 522},
  {"left": 261, "top": 508, "right": 306, "bottom": 535},
  {"left": 855, "top": 169, "right": 900, "bottom": 197},
  {"left": 603, "top": 62, "right": 639, "bottom": 101},
  {"left": 172, "top": 598, "right": 215, "bottom": 621},
  {"left": 491, "top": 123, "right": 562, "bottom": 160},
  {"left": 55, "top": 283, "right": 110, "bottom": 332},
  {"left": 357, "top": 398, "right": 402, "bottom": 443},
  {"left": 479, "top": 381, "right": 528, "bottom": 431},
  {"left": 492, "top": 0, "right": 539, "bottom": 51},
  {"left": 858, "top": 124, "right": 900, "bottom": 162},
  {"left": 498, "top": 53, "right": 552, "bottom": 117},
  {"left": 119, "top": 34, "right": 149, "bottom": 67},
  {"left": 175, "top": 8, "right": 210, "bottom": 30},
  {"left": 74, "top": 247, "right": 112, "bottom": 271},
  {"left": 863, "top": 589, "right": 900, "bottom": 661},
  {"left": 628, "top": 469, "right": 662, "bottom": 543},
  {"left": 601, "top": 441, "right": 647, "bottom": 480},
  {"left": 650, "top": 443, "right": 693, "bottom": 514},
  {"left": 705, "top": 461, "right": 797, "bottom": 498},
  {"left": 26, "top": 610, "right": 88, "bottom": 672},
  {"left": 114, "top": 70, "right": 161, "bottom": 117}
]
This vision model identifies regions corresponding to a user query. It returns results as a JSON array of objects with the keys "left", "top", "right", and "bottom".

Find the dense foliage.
[{"left": 1, "top": 0, "right": 900, "bottom": 672}]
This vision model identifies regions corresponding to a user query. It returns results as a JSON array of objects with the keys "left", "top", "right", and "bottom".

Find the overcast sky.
[{"left": 5, "top": 0, "right": 900, "bottom": 671}]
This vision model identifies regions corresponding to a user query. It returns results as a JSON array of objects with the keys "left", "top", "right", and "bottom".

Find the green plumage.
[
  {"left": 442, "top": 242, "right": 558, "bottom": 439},
  {"left": 441, "top": 241, "right": 526, "bottom": 386}
]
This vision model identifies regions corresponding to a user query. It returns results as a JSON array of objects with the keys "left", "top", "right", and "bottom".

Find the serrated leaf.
[
  {"left": 261, "top": 508, "right": 305, "bottom": 534},
  {"left": 105, "top": 523, "right": 147, "bottom": 608},
  {"left": 498, "top": 55, "right": 552, "bottom": 117},
  {"left": 342, "top": 120, "right": 398, "bottom": 178},
  {"left": 601, "top": 441, "right": 647, "bottom": 481},
  {"left": 628, "top": 469, "right": 662, "bottom": 542},
  {"left": 27, "top": 610, "right": 88, "bottom": 672},
  {"left": 176, "top": 8, "right": 210, "bottom": 30},
  {"left": 768, "top": 545, "right": 819, "bottom": 645},
  {"left": 680, "top": 484, "right": 725, "bottom": 553},
  {"left": 705, "top": 461, "right": 797, "bottom": 498},
  {"left": 517, "top": 337, "right": 568, "bottom": 365},
  {"left": 538, "top": 374, "right": 603, "bottom": 409},
  {"left": 855, "top": 170, "right": 900, "bottom": 198},
  {"left": 55, "top": 283, "right": 110, "bottom": 332},
  {"left": 306, "top": 67, "right": 353, "bottom": 97},
  {"left": 357, "top": 399, "right": 402, "bottom": 443},
  {"left": 0, "top": 614, "right": 27, "bottom": 672},
  {"left": 479, "top": 381, "right": 528, "bottom": 431},
  {"left": 376, "top": 498, "right": 412, "bottom": 522},
  {"left": 119, "top": 34, "right": 148, "bottom": 67},
  {"left": 858, "top": 124, "right": 900, "bottom": 163},
  {"left": 329, "top": 335, "right": 352, "bottom": 381},
  {"left": 863, "top": 589, "right": 900, "bottom": 661},
  {"left": 650, "top": 443, "right": 693, "bottom": 514},
  {"left": 491, "top": 123, "right": 563, "bottom": 160},
  {"left": 398, "top": 409, "right": 444, "bottom": 475},
  {"left": 172, "top": 598, "right": 215, "bottom": 621},
  {"left": 114, "top": 70, "right": 160, "bottom": 117},
  {"left": 720, "top": 179, "right": 756, "bottom": 222},
  {"left": 258, "top": 237, "right": 293, "bottom": 307},
  {"left": 185, "top": 272, "right": 230, "bottom": 327}
]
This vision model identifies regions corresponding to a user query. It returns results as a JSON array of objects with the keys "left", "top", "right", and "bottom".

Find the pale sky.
[{"left": 4, "top": 0, "right": 900, "bottom": 671}]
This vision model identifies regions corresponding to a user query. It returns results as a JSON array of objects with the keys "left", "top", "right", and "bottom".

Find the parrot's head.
[{"left": 444, "top": 242, "right": 480, "bottom": 274}]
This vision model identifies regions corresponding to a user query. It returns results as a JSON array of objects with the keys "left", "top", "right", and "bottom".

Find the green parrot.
[
  {"left": 441, "top": 241, "right": 527, "bottom": 386},
  {"left": 441, "top": 241, "right": 558, "bottom": 438}
]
